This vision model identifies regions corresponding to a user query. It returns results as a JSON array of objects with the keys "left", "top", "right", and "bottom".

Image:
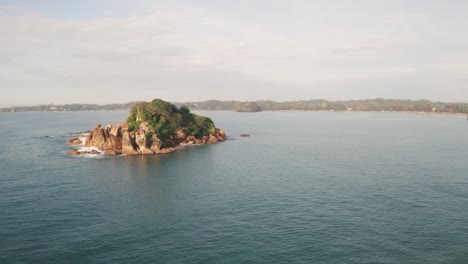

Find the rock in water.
[
  {"left": 68, "top": 149, "right": 80, "bottom": 155},
  {"left": 208, "top": 135, "right": 218, "bottom": 143},
  {"left": 67, "top": 137, "right": 82, "bottom": 145}
]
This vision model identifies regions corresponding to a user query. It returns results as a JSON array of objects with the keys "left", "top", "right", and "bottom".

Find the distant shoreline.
[
  {"left": 3, "top": 99, "right": 468, "bottom": 115},
  {"left": 1, "top": 109, "right": 467, "bottom": 118},
  {"left": 254, "top": 109, "right": 468, "bottom": 117}
]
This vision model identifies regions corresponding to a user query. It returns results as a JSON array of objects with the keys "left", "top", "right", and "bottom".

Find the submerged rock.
[
  {"left": 68, "top": 149, "right": 80, "bottom": 155},
  {"left": 67, "top": 137, "right": 82, "bottom": 145}
]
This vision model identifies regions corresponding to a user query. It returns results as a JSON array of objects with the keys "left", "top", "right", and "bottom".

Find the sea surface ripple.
[{"left": 1, "top": 111, "right": 468, "bottom": 263}]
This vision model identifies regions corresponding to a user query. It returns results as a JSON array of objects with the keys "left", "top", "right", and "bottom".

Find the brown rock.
[
  {"left": 208, "top": 135, "right": 218, "bottom": 143},
  {"left": 219, "top": 129, "right": 226, "bottom": 140},
  {"left": 110, "top": 135, "right": 122, "bottom": 154},
  {"left": 135, "top": 133, "right": 146, "bottom": 149},
  {"left": 219, "top": 129, "right": 226, "bottom": 136},
  {"left": 101, "top": 149, "right": 114, "bottom": 155},
  {"left": 157, "top": 146, "right": 181, "bottom": 154},
  {"left": 71, "top": 119, "right": 226, "bottom": 155},
  {"left": 139, "top": 122, "right": 150, "bottom": 132},
  {"left": 140, "top": 148, "right": 155, "bottom": 155},
  {"left": 68, "top": 149, "right": 80, "bottom": 155},
  {"left": 175, "top": 129, "right": 186, "bottom": 140},
  {"left": 85, "top": 124, "right": 108, "bottom": 149},
  {"left": 67, "top": 137, "right": 82, "bottom": 145},
  {"left": 150, "top": 134, "right": 161, "bottom": 152},
  {"left": 121, "top": 132, "right": 139, "bottom": 155},
  {"left": 110, "top": 123, "right": 123, "bottom": 137}
]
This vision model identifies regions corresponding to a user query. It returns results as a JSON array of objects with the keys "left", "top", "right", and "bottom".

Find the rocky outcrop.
[
  {"left": 84, "top": 124, "right": 118, "bottom": 155},
  {"left": 208, "top": 135, "right": 218, "bottom": 143},
  {"left": 68, "top": 98, "right": 227, "bottom": 156},
  {"left": 68, "top": 149, "right": 79, "bottom": 155},
  {"left": 70, "top": 122, "right": 226, "bottom": 156},
  {"left": 68, "top": 149, "right": 100, "bottom": 155}
]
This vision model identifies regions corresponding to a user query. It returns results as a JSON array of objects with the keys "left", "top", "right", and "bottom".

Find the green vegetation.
[{"left": 126, "top": 99, "right": 214, "bottom": 140}]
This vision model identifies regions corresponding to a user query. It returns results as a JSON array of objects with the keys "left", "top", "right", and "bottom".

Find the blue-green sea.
[{"left": 1, "top": 111, "right": 468, "bottom": 264}]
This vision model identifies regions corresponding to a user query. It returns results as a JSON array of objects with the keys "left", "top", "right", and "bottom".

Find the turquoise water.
[{"left": 1, "top": 111, "right": 468, "bottom": 264}]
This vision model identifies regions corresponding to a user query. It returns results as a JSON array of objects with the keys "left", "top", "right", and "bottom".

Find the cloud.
[
  {"left": 0, "top": 5, "right": 21, "bottom": 13},
  {"left": 1, "top": 2, "right": 468, "bottom": 105},
  {"left": 331, "top": 38, "right": 386, "bottom": 56},
  {"left": 1, "top": 8, "right": 297, "bottom": 81}
]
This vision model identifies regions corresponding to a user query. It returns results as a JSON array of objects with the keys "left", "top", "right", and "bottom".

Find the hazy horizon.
[
  {"left": 3, "top": 96, "right": 468, "bottom": 109},
  {"left": 2, "top": 0, "right": 468, "bottom": 105}
]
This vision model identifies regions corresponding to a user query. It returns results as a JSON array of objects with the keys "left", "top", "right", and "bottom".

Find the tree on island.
[{"left": 127, "top": 99, "right": 215, "bottom": 141}]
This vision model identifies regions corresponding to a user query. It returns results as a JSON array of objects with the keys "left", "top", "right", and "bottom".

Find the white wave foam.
[
  {"left": 77, "top": 146, "right": 104, "bottom": 154},
  {"left": 78, "top": 133, "right": 89, "bottom": 145},
  {"left": 80, "top": 153, "right": 106, "bottom": 159},
  {"left": 78, "top": 137, "right": 87, "bottom": 145}
]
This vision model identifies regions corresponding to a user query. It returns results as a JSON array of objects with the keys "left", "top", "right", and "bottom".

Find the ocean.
[{"left": 1, "top": 111, "right": 468, "bottom": 263}]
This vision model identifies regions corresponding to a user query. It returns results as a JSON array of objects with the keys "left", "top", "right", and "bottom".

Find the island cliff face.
[{"left": 68, "top": 99, "right": 226, "bottom": 155}]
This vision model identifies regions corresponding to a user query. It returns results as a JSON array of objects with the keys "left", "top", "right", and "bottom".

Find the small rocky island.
[{"left": 67, "top": 99, "right": 226, "bottom": 155}]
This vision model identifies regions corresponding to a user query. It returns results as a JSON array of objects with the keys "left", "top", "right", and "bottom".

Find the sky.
[{"left": 1, "top": 0, "right": 468, "bottom": 106}]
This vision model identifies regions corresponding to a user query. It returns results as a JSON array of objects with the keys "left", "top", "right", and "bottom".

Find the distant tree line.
[
  {"left": 1, "top": 102, "right": 141, "bottom": 112},
  {"left": 3, "top": 99, "right": 468, "bottom": 114},
  {"left": 179, "top": 99, "right": 468, "bottom": 114}
]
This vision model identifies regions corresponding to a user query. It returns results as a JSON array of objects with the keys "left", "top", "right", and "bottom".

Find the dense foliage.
[{"left": 126, "top": 99, "right": 214, "bottom": 140}]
